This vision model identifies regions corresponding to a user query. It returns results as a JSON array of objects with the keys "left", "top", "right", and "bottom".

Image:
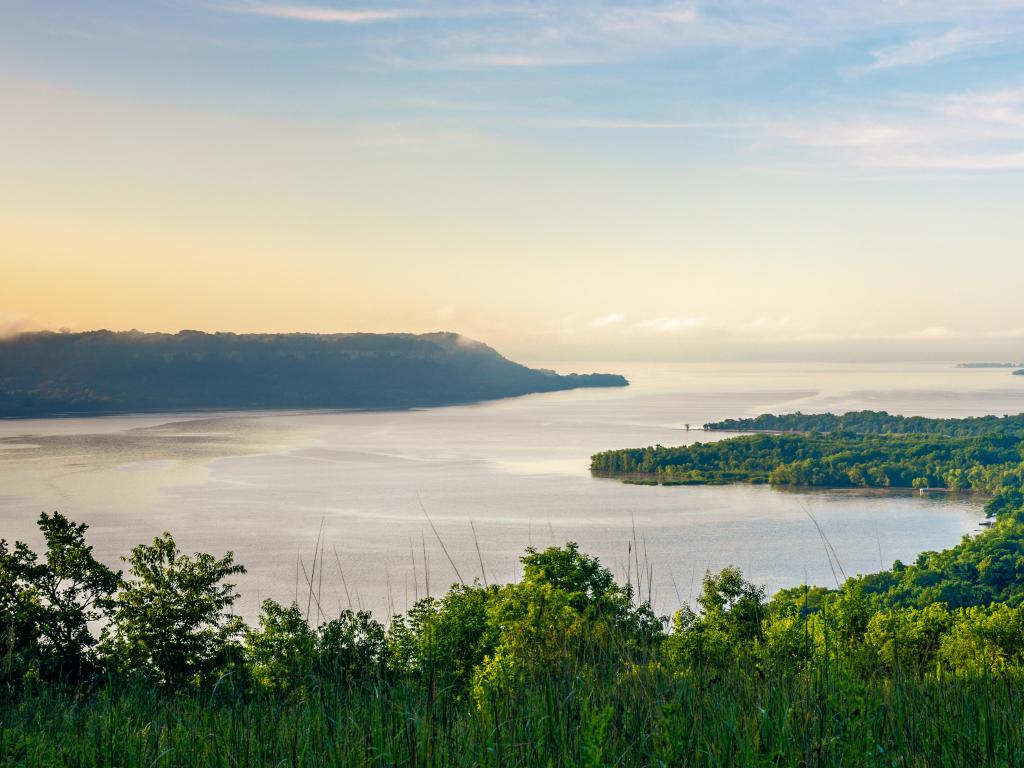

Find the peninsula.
[{"left": 0, "top": 330, "right": 627, "bottom": 417}]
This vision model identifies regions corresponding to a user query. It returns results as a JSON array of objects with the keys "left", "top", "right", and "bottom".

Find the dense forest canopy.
[
  {"left": 0, "top": 330, "right": 627, "bottom": 417},
  {"left": 595, "top": 410, "right": 1024, "bottom": 491}
]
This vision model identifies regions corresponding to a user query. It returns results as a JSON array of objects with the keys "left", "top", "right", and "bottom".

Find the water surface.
[{"left": 2, "top": 361, "right": 1018, "bottom": 620}]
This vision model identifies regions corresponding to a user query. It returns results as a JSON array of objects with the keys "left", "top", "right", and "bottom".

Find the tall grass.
[{"left": 4, "top": 657, "right": 1024, "bottom": 766}]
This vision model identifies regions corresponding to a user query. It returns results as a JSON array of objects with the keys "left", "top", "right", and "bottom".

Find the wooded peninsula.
[
  {"left": 0, "top": 331, "right": 627, "bottom": 417},
  {"left": 593, "top": 411, "right": 1024, "bottom": 490}
]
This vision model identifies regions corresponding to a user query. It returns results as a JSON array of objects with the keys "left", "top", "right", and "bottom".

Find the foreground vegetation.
[
  {"left": 5, "top": 656, "right": 1024, "bottom": 766},
  {"left": 7, "top": 411, "right": 1024, "bottom": 764},
  {"left": 5, "top": 498, "right": 1024, "bottom": 764}
]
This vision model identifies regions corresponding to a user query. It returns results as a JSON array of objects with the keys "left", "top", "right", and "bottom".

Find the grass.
[{"left": 4, "top": 660, "right": 1024, "bottom": 767}]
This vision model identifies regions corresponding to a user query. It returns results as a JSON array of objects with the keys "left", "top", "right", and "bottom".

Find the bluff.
[{"left": 0, "top": 330, "right": 627, "bottom": 417}]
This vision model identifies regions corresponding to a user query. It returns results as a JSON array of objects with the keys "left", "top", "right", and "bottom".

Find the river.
[{"left": 2, "top": 361, "right": 1020, "bottom": 620}]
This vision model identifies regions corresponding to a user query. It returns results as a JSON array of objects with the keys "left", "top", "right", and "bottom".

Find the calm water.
[{"left": 2, "top": 362, "right": 1021, "bottom": 621}]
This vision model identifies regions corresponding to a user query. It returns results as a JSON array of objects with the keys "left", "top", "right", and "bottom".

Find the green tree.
[
  {"left": 102, "top": 532, "right": 245, "bottom": 687},
  {"left": 316, "top": 609, "right": 387, "bottom": 681},
  {"left": 387, "top": 584, "right": 498, "bottom": 687},
  {"left": 0, "top": 512, "right": 119, "bottom": 685},
  {"left": 471, "top": 544, "right": 660, "bottom": 705},
  {"left": 244, "top": 600, "right": 316, "bottom": 691},
  {"left": 665, "top": 566, "right": 766, "bottom": 668},
  {"left": 0, "top": 539, "right": 35, "bottom": 685}
]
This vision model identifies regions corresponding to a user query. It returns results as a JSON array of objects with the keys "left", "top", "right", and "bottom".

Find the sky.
[{"left": 2, "top": 0, "right": 1024, "bottom": 362}]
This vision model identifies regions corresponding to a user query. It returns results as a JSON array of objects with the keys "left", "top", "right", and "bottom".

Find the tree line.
[{"left": 704, "top": 409, "right": 1024, "bottom": 437}]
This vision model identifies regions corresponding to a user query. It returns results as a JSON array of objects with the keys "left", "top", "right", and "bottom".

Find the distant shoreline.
[
  {"left": 956, "top": 362, "right": 1021, "bottom": 368},
  {"left": 0, "top": 387, "right": 615, "bottom": 422}
]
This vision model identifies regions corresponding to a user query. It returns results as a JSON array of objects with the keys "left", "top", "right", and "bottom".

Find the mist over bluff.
[{"left": 0, "top": 330, "right": 627, "bottom": 417}]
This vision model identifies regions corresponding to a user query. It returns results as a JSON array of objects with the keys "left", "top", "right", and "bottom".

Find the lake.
[{"left": 2, "top": 361, "right": 1021, "bottom": 621}]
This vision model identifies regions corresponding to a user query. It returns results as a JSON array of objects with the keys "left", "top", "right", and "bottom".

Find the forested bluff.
[{"left": 0, "top": 330, "right": 627, "bottom": 417}]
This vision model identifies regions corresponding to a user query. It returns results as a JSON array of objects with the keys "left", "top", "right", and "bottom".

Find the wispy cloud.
[
  {"left": 534, "top": 116, "right": 707, "bottom": 129},
  {"left": 221, "top": 1, "right": 1024, "bottom": 74},
  {"left": 896, "top": 326, "right": 956, "bottom": 340},
  {"left": 597, "top": 4, "right": 698, "bottom": 33},
  {"left": 941, "top": 89, "right": 1024, "bottom": 128},
  {"left": 585, "top": 315, "right": 800, "bottom": 342},
  {"left": 225, "top": 2, "right": 424, "bottom": 23},
  {"left": 597, "top": 317, "right": 1021, "bottom": 345},
  {"left": 223, "top": 1, "right": 531, "bottom": 24},
  {"left": 770, "top": 86, "right": 1024, "bottom": 172},
  {"left": 636, "top": 316, "right": 706, "bottom": 334},
  {"left": 773, "top": 120, "right": 910, "bottom": 149},
  {"left": 882, "top": 151, "right": 1024, "bottom": 171},
  {"left": 859, "top": 28, "right": 999, "bottom": 72},
  {"left": 591, "top": 312, "right": 626, "bottom": 328},
  {"left": 445, "top": 52, "right": 587, "bottom": 69}
]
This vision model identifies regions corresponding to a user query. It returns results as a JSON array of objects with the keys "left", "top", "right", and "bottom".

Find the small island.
[{"left": 0, "top": 330, "right": 627, "bottom": 417}]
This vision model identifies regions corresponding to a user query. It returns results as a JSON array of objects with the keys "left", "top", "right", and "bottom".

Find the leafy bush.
[{"left": 101, "top": 533, "right": 245, "bottom": 687}]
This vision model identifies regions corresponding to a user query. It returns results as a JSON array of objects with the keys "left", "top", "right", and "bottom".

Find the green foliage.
[
  {"left": 665, "top": 566, "right": 766, "bottom": 667},
  {"left": 0, "top": 512, "right": 119, "bottom": 686},
  {"left": 315, "top": 609, "right": 387, "bottom": 680},
  {"left": 244, "top": 601, "right": 387, "bottom": 692},
  {"left": 387, "top": 583, "right": 499, "bottom": 687},
  {"left": 4, "top": 518, "right": 1024, "bottom": 764},
  {"left": 579, "top": 702, "right": 614, "bottom": 768},
  {"left": 386, "top": 543, "right": 660, "bottom": 706},
  {"left": 473, "top": 544, "right": 660, "bottom": 699},
  {"left": 6, "top": 646, "right": 1024, "bottom": 765},
  {"left": 705, "top": 409, "right": 1024, "bottom": 437},
  {"left": 852, "top": 512, "right": 1024, "bottom": 609},
  {"left": 591, "top": 431, "right": 1024, "bottom": 491},
  {"left": 101, "top": 533, "right": 246, "bottom": 687},
  {"left": 244, "top": 600, "right": 316, "bottom": 691}
]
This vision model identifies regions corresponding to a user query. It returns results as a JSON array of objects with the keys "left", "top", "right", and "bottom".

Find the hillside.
[{"left": 0, "top": 330, "right": 627, "bottom": 417}]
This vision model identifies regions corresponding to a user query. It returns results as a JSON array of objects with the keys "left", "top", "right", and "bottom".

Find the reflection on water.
[{"left": 1, "top": 361, "right": 1017, "bottom": 620}]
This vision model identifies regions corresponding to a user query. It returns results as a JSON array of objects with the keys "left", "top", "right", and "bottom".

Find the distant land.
[
  {"left": 957, "top": 362, "right": 1021, "bottom": 368},
  {"left": 703, "top": 410, "right": 1024, "bottom": 436},
  {"left": 0, "top": 330, "right": 627, "bottom": 417}
]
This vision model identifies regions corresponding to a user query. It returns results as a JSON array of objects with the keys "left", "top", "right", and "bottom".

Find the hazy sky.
[{"left": 3, "top": 1, "right": 1023, "bottom": 361}]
